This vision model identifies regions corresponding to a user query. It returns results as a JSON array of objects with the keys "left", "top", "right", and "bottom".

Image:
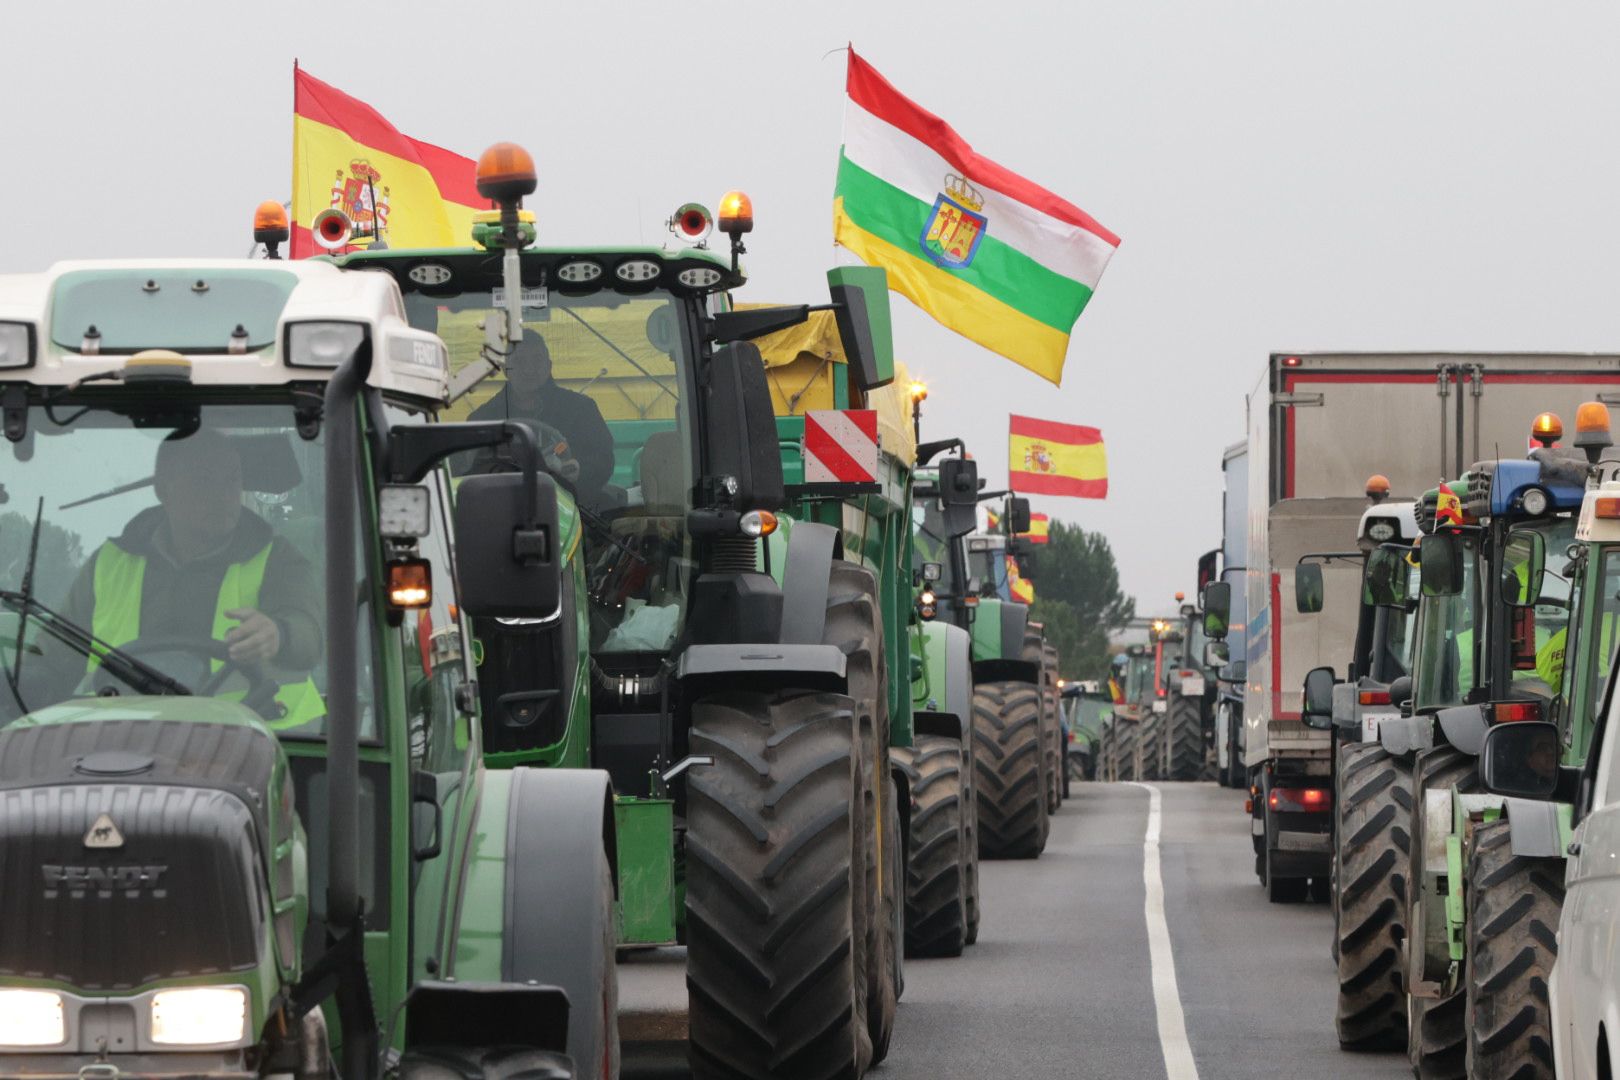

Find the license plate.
[
  {"left": 1152, "top": 700, "right": 1167, "bottom": 714},
  {"left": 1181, "top": 676, "right": 1205, "bottom": 696},
  {"left": 1361, "top": 711, "right": 1398, "bottom": 742},
  {"left": 492, "top": 285, "right": 550, "bottom": 309}
]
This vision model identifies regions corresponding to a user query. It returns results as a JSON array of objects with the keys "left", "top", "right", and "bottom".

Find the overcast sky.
[{"left": 5, "top": 2, "right": 1620, "bottom": 610}]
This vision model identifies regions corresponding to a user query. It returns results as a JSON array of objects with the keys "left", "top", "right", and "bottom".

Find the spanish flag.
[
  {"left": 291, "top": 66, "right": 483, "bottom": 258},
  {"left": 1009, "top": 415, "right": 1107, "bottom": 499},
  {"left": 1435, "top": 482, "right": 1464, "bottom": 527},
  {"left": 1020, "top": 513, "right": 1051, "bottom": 545},
  {"left": 833, "top": 49, "right": 1119, "bottom": 386},
  {"left": 1006, "top": 555, "right": 1035, "bottom": 604}
]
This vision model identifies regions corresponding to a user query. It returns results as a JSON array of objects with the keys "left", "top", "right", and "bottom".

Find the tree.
[
  {"left": 1026, "top": 521, "right": 1134, "bottom": 681},
  {"left": 0, "top": 511, "right": 88, "bottom": 608}
]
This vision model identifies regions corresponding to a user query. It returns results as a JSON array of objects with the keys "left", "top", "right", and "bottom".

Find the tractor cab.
[{"left": 0, "top": 249, "right": 609, "bottom": 1077}]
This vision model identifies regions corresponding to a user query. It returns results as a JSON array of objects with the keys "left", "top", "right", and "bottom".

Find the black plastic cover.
[
  {"left": 453, "top": 471, "right": 562, "bottom": 619},
  {"left": 704, "top": 343, "right": 785, "bottom": 511}
]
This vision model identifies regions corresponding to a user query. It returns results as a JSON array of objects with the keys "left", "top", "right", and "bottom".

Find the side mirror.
[
  {"left": 938, "top": 457, "right": 979, "bottom": 507},
  {"left": 1420, "top": 531, "right": 1466, "bottom": 597},
  {"left": 827, "top": 266, "right": 894, "bottom": 391},
  {"left": 1499, "top": 530, "right": 1546, "bottom": 608},
  {"left": 921, "top": 562, "right": 943, "bottom": 582},
  {"left": 453, "top": 471, "right": 562, "bottom": 618},
  {"left": 704, "top": 342, "right": 785, "bottom": 511},
  {"left": 1204, "top": 640, "right": 1229, "bottom": 667},
  {"left": 1201, "top": 582, "right": 1231, "bottom": 640},
  {"left": 1365, "top": 545, "right": 1411, "bottom": 608},
  {"left": 1302, "top": 666, "right": 1335, "bottom": 729},
  {"left": 1295, "top": 563, "right": 1325, "bottom": 614},
  {"left": 1007, "top": 497, "right": 1032, "bottom": 535},
  {"left": 1478, "top": 720, "right": 1561, "bottom": 798},
  {"left": 1196, "top": 549, "right": 1218, "bottom": 594}
]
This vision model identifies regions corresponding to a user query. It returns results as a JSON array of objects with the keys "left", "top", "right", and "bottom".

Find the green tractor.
[
  {"left": 1061, "top": 679, "right": 1112, "bottom": 784},
  {"left": 899, "top": 447, "right": 985, "bottom": 955},
  {"left": 0, "top": 252, "right": 618, "bottom": 1078},
  {"left": 962, "top": 512, "right": 1056, "bottom": 857},
  {"left": 336, "top": 164, "right": 916, "bottom": 1078},
  {"left": 1099, "top": 645, "right": 1153, "bottom": 782}
]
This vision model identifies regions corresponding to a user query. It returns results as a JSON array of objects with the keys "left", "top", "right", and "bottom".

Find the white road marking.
[{"left": 1128, "top": 782, "right": 1201, "bottom": 1080}]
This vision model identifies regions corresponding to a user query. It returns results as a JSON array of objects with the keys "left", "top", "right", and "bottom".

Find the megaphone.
[{"left": 311, "top": 208, "right": 352, "bottom": 251}]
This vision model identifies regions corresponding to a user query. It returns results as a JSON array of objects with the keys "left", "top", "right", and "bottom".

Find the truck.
[
  {"left": 1202, "top": 351, "right": 1620, "bottom": 905},
  {"left": 0, "top": 245, "right": 619, "bottom": 1078},
  {"left": 1212, "top": 440, "right": 1250, "bottom": 788},
  {"left": 333, "top": 161, "right": 919, "bottom": 1078}
]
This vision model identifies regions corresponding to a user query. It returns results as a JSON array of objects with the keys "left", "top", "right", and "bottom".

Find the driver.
[
  {"left": 470, "top": 334, "right": 616, "bottom": 500},
  {"left": 59, "top": 429, "right": 323, "bottom": 729}
]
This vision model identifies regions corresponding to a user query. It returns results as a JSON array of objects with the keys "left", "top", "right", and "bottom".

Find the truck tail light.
[
  {"left": 1268, "top": 787, "right": 1330, "bottom": 813},
  {"left": 1491, "top": 701, "right": 1543, "bottom": 724},
  {"left": 1359, "top": 689, "right": 1391, "bottom": 706}
]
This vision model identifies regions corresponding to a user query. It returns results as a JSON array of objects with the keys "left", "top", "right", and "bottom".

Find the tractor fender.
[
  {"left": 1501, "top": 797, "right": 1566, "bottom": 858},
  {"left": 1378, "top": 715, "right": 1435, "bottom": 757},
  {"left": 972, "top": 658, "right": 1042, "bottom": 685},
  {"left": 675, "top": 642, "right": 849, "bottom": 696},
  {"left": 1000, "top": 602, "right": 1029, "bottom": 660},
  {"left": 502, "top": 767, "right": 619, "bottom": 1070},
  {"left": 1330, "top": 682, "right": 1357, "bottom": 735},
  {"left": 1436, "top": 703, "right": 1489, "bottom": 756},
  {"left": 779, "top": 520, "right": 844, "bottom": 646},
  {"left": 912, "top": 623, "right": 973, "bottom": 741}
]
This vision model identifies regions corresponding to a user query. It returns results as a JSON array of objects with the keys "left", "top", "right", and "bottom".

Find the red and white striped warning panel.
[{"left": 804, "top": 410, "right": 879, "bottom": 484}]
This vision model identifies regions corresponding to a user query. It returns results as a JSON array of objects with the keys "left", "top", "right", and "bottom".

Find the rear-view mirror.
[
  {"left": 1499, "top": 530, "right": 1546, "bottom": 609},
  {"left": 827, "top": 266, "right": 894, "bottom": 391},
  {"left": 1007, "top": 497, "right": 1032, "bottom": 535},
  {"left": 938, "top": 457, "right": 979, "bottom": 507},
  {"left": 1420, "top": 532, "right": 1466, "bottom": 597},
  {"left": 1203, "top": 641, "right": 1229, "bottom": 667},
  {"left": 453, "top": 472, "right": 562, "bottom": 618},
  {"left": 1478, "top": 720, "right": 1561, "bottom": 798},
  {"left": 1302, "top": 666, "right": 1335, "bottom": 729},
  {"left": 704, "top": 342, "right": 785, "bottom": 511},
  {"left": 1295, "top": 564, "right": 1325, "bottom": 614},
  {"left": 1201, "top": 582, "right": 1231, "bottom": 640},
  {"left": 1366, "top": 545, "right": 1411, "bottom": 608}
]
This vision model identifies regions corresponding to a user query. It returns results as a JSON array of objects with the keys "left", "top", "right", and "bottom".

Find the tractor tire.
[
  {"left": 1166, "top": 697, "right": 1204, "bottom": 782},
  {"left": 1405, "top": 745, "right": 1479, "bottom": 1080},
  {"left": 1097, "top": 725, "right": 1114, "bottom": 783},
  {"left": 963, "top": 738, "right": 982, "bottom": 946},
  {"left": 870, "top": 774, "right": 903, "bottom": 1065},
  {"left": 397, "top": 1045, "right": 574, "bottom": 1080},
  {"left": 1042, "top": 643, "right": 1062, "bottom": 811},
  {"left": 1115, "top": 720, "right": 1139, "bottom": 783},
  {"left": 893, "top": 735, "right": 968, "bottom": 958},
  {"left": 1464, "top": 817, "right": 1562, "bottom": 1079},
  {"left": 972, "top": 680, "right": 1048, "bottom": 859},
  {"left": 823, "top": 560, "right": 893, "bottom": 1069},
  {"left": 1333, "top": 742, "right": 1412, "bottom": 1051},
  {"left": 686, "top": 691, "right": 865, "bottom": 1080},
  {"left": 1021, "top": 630, "right": 1056, "bottom": 837},
  {"left": 1062, "top": 754, "right": 1073, "bottom": 799},
  {"left": 1138, "top": 710, "right": 1165, "bottom": 781},
  {"left": 1409, "top": 992, "right": 1467, "bottom": 1080}
]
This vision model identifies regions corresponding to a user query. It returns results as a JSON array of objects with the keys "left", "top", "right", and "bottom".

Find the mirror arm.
[{"left": 916, "top": 438, "right": 966, "bottom": 465}]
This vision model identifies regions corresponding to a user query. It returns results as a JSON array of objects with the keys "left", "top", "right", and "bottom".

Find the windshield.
[
  {"left": 0, "top": 398, "right": 373, "bottom": 737},
  {"left": 406, "top": 287, "right": 696, "bottom": 655},
  {"left": 49, "top": 268, "right": 297, "bottom": 353},
  {"left": 965, "top": 540, "right": 1009, "bottom": 599},
  {"left": 1370, "top": 562, "right": 1420, "bottom": 683},
  {"left": 1415, "top": 534, "right": 1479, "bottom": 710},
  {"left": 1507, "top": 518, "right": 1577, "bottom": 698},
  {"left": 1567, "top": 548, "right": 1620, "bottom": 734}
]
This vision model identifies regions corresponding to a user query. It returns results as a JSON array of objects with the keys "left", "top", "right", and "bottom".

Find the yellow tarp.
[{"left": 750, "top": 306, "right": 916, "bottom": 466}]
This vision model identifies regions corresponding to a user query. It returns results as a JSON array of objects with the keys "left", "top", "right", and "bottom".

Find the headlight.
[
  {"left": 0, "top": 322, "right": 34, "bottom": 369},
  {"left": 0, "top": 989, "right": 66, "bottom": 1047},
  {"left": 1367, "top": 519, "right": 1396, "bottom": 542},
  {"left": 149, "top": 987, "right": 247, "bottom": 1046},
  {"left": 1520, "top": 488, "right": 1549, "bottom": 516},
  {"left": 285, "top": 321, "right": 366, "bottom": 368}
]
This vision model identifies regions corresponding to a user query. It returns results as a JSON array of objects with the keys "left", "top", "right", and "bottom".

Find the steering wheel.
[
  {"left": 529, "top": 420, "right": 581, "bottom": 485},
  {"left": 80, "top": 635, "right": 283, "bottom": 720}
]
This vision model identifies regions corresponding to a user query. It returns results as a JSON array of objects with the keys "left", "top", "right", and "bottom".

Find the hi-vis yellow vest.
[{"left": 86, "top": 541, "right": 323, "bottom": 730}]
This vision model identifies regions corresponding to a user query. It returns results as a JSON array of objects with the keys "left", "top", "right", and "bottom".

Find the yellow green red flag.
[
  {"left": 1009, "top": 415, "right": 1107, "bottom": 499},
  {"left": 291, "top": 66, "right": 483, "bottom": 257}
]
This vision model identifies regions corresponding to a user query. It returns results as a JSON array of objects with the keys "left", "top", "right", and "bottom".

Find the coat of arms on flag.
[
  {"left": 330, "top": 159, "right": 391, "bottom": 243},
  {"left": 921, "top": 174, "right": 987, "bottom": 269}
]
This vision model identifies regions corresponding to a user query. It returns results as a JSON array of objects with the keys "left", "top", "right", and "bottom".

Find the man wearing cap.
[
  {"left": 470, "top": 334, "right": 616, "bottom": 500},
  {"left": 59, "top": 429, "right": 324, "bottom": 729}
]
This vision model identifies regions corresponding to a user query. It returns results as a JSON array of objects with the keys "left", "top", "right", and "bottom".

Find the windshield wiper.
[{"left": 0, "top": 591, "right": 193, "bottom": 698}]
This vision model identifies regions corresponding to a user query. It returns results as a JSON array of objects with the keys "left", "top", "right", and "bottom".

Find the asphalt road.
[{"left": 621, "top": 782, "right": 1412, "bottom": 1079}]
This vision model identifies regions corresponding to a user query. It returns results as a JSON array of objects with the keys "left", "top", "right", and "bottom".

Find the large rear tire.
[
  {"left": 1041, "top": 642, "right": 1062, "bottom": 811},
  {"left": 1464, "top": 817, "right": 1562, "bottom": 1079},
  {"left": 398, "top": 1046, "right": 574, "bottom": 1080},
  {"left": 1115, "top": 719, "right": 1139, "bottom": 782},
  {"left": 972, "top": 680, "right": 1047, "bottom": 859},
  {"left": 1166, "top": 697, "right": 1204, "bottom": 782},
  {"left": 893, "top": 735, "right": 967, "bottom": 958},
  {"left": 1406, "top": 746, "right": 1478, "bottom": 1080},
  {"left": 1409, "top": 992, "right": 1467, "bottom": 1080},
  {"left": 1138, "top": 709, "right": 1165, "bottom": 781},
  {"left": 687, "top": 691, "right": 864, "bottom": 1080},
  {"left": 1333, "top": 742, "right": 1412, "bottom": 1051}
]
